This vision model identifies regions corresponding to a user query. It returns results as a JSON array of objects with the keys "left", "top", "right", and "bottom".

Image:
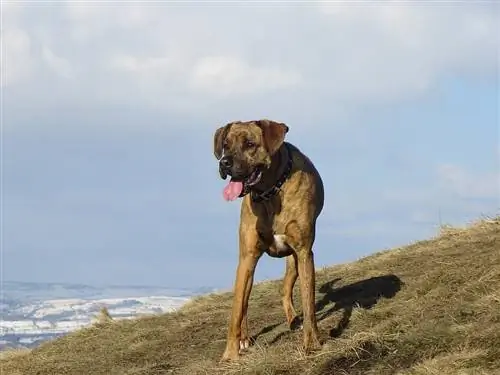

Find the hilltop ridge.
[{"left": 2, "top": 218, "right": 499, "bottom": 375}]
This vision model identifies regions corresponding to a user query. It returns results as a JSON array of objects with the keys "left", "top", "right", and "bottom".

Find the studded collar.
[{"left": 239, "top": 144, "right": 293, "bottom": 203}]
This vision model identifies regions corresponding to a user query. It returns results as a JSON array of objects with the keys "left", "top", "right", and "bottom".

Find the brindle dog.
[{"left": 213, "top": 119, "right": 324, "bottom": 361}]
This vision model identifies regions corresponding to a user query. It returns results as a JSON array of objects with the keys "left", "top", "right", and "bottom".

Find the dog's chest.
[
  {"left": 264, "top": 234, "right": 293, "bottom": 258},
  {"left": 273, "top": 235, "right": 288, "bottom": 252}
]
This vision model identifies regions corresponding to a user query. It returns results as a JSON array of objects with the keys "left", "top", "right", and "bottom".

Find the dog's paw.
[
  {"left": 221, "top": 340, "right": 243, "bottom": 362},
  {"left": 303, "top": 335, "right": 323, "bottom": 354},
  {"left": 239, "top": 338, "right": 252, "bottom": 353},
  {"left": 221, "top": 349, "right": 240, "bottom": 362}
]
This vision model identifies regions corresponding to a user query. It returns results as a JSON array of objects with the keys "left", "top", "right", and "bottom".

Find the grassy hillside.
[{"left": 2, "top": 218, "right": 499, "bottom": 375}]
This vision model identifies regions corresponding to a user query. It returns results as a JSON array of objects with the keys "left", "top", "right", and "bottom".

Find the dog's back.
[{"left": 282, "top": 141, "right": 325, "bottom": 219}]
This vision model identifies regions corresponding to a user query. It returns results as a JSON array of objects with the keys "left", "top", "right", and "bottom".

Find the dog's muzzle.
[
  {"left": 219, "top": 155, "right": 262, "bottom": 187},
  {"left": 219, "top": 156, "right": 233, "bottom": 180}
]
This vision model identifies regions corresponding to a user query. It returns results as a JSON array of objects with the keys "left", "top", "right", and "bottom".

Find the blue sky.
[{"left": 2, "top": 2, "right": 499, "bottom": 290}]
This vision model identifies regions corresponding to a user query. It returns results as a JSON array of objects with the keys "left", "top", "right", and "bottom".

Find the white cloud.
[
  {"left": 109, "top": 55, "right": 173, "bottom": 73},
  {"left": 315, "top": 2, "right": 499, "bottom": 100},
  {"left": 63, "top": 3, "right": 153, "bottom": 41},
  {"left": 2, "top": 2, "right": 499, "bottom": 124},
  {"left": 436, "top": 164, "right": 499, "bottom": 201},
  {"left": 1, "top": 28, "right": 34, "bottom": 87},
  {"left": 189, "top": 56, "right": 301, "bottom": 97},
  {"left": 41, "top": 46, "right": 74, "bottom": 79},
  {"left": 367, "top": 163, "right": 500, "bottom": 231}
]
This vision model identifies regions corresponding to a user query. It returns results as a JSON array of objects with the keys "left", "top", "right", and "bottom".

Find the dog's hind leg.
[
  {"left": 285, "top": 222, "right": 322, "bottom": 354},
  {"left": 296, "top": 248, "right": 322, "bottom": 353},
  {"left": 282, "top": 253, "right": 302, "bottom": 330}
]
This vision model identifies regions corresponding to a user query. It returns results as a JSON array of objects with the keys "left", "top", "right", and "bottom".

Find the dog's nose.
[{"left": 220, "top": 156, "right": 233, "bottom": 170}]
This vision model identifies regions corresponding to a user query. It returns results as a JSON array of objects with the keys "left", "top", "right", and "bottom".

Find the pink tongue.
[{"left": 223, "top": 181, "right": 243, "bottom": 201}]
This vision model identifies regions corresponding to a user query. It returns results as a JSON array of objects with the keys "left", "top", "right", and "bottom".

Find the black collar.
[{"left": 239, "top": 144, "right": 293, "bottom": 203}]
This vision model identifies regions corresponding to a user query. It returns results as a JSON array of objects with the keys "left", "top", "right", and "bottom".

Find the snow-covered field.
[{"left": 1, "top": 281, "right": 214, "bottom": 350}]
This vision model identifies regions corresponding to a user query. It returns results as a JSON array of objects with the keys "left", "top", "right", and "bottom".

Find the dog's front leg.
[
  {"left": 221, "top": 252, "right": 260, "bottom": 361},
  {"left": 239, "top": 273, "right": 254, "bottom": 352}
]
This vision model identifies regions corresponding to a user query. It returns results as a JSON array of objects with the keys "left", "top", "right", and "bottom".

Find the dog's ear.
[
  {"left": 256, "top": 119, "right": 289, "bottom": 155},
  {"left": 213, "top": 123, "right": 232, "bottom": 160}
]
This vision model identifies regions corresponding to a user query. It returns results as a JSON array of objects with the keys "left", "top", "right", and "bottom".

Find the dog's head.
[{"left": 213, "top": 119, "right": 289, "bottom": 201}]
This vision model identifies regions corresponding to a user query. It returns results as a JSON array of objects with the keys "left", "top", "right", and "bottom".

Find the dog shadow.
[
  {"left": 316, "top": 274, "right": 404, "bottom": 337},
  {"left": 260, "top": 274, "right": 403, "bottom": 344},
  {"left": 250, "top": 322, "right": 282, "bottom": 343}
]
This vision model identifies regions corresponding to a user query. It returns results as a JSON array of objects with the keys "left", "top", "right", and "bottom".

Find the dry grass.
[
  {"left": 1, "top": 217, "right": 499, "bottom": 375},
  {"left": 0, "top": 349, "right": 30, "bottom": 362}
]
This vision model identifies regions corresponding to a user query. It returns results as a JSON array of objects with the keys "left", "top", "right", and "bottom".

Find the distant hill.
[{"left": 2, "top": 217, "right": 499, "bottom": 375}]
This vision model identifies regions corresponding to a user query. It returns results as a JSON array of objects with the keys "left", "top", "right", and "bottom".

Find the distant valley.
[{"left": 1, "top": 281, "right": 215, "bottom": 350}]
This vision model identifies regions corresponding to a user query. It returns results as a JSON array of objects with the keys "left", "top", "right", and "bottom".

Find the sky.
[{"left": 2, "top": 1, "right": 499, "bottom": 290}]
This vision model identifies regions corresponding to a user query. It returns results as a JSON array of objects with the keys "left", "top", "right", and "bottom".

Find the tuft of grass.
[
  {"left": 1, "top": 217, "right": 499, "bottom": 375},
  {"left": 94, "top": 306, "right": 114, "bottom": 325}
]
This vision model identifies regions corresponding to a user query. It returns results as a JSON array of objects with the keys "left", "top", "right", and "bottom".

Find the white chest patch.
[{"left": 273, "top": 234, "right": 288, "bottom": 252}]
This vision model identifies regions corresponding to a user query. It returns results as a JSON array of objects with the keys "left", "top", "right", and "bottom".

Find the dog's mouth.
[
  {"left": 243, "top": 168, "right": 263, "bottom": 187},
  {"left": 222, "top": 168, "right": 263, "bottom": 201}
]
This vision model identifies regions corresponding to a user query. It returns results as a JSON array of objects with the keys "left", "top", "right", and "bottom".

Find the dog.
[{"left": 213, "top": 119, "right": 325, "bottom": 361}]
